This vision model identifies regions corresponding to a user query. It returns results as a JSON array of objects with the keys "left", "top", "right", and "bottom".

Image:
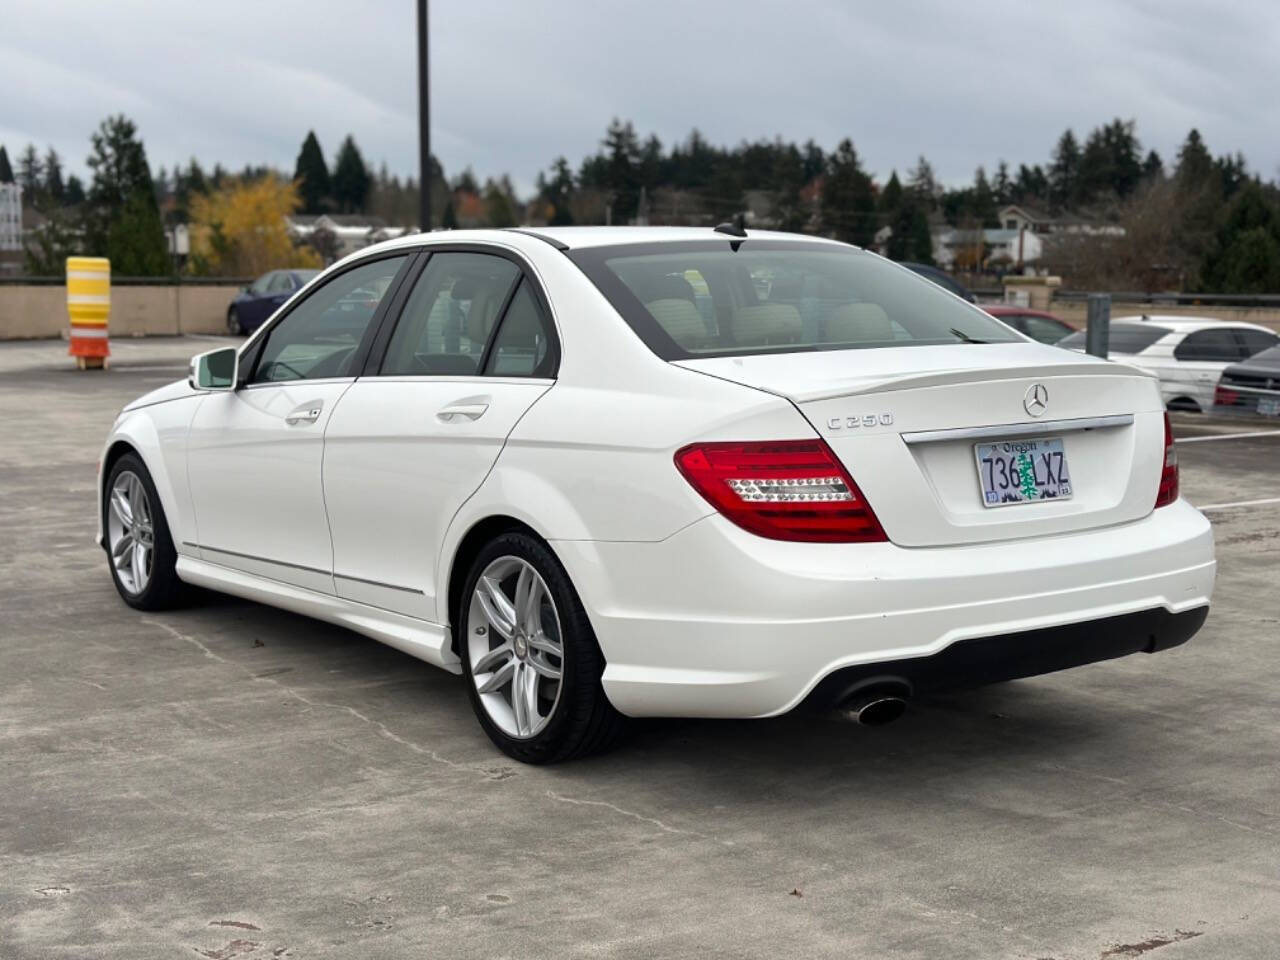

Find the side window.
[
  {"left": 268, "top": 272, "right": 295, "bottom": 293},
  {"left": 252, "top": 255, "right": 407, "bottom": 384},
  {"left": 1174, "top": 329, "right": 1246, "bottom": 363},
  {"left": 250, "top": 272, "right": 275, "bottom": 295},
  {"left": 1021, "top": 315, "right": 1071, "bottom": 344},
  {"left": 381, "top": 253, "right": 520, "bottom": 376},
  {"left": 1236, "top": 329, "right": 1280, "bottom": 358},
  {"left": 484, "top": 280, "right": 555, "bottom": 377}
]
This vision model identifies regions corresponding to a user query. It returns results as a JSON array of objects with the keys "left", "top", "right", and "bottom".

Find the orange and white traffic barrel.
[{"left": 67, "top": 256, "right": 111, "bottom": 369}]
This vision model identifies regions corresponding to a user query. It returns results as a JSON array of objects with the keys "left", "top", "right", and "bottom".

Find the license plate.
[
  {"left": 975, "top": 437, "right": 1072, "bottom": 507},
  {"left": 1258, "top": 397, "right": 1280, "bottom": 417}
]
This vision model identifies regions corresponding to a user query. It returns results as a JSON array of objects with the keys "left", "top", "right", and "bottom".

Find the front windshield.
[{"left": 568, "top": 240, "right": 1020, "bottom": 360}]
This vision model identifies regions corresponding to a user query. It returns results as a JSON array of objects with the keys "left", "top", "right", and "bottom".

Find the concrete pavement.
[{"left": 2, "top": 337, "right": 1278, "bottom": 959}]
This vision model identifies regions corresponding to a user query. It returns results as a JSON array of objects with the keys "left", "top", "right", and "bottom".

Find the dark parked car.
[
  {"left": 227, "top": 269, "right": 321, "bottom": 334},
  {"left": 899, "top": 262, "right": 976, "bottom": 302},
  {"left": 1214, "top": 344, "right": 1280, "bottom": 418},
  {"left": 983, "top": 305, "right": 1075, "bottom": 344}
]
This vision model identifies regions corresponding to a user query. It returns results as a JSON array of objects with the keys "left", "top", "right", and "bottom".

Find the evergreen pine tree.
[
  {"left": 43, "top": 148, "right": 65, "bottom": 204},
  {"left": 993, "top": 161, "right": 1012, "bottom": 205},
  {"left": 972, "top": 166, "right": 998, "bottom": 226},
  {"left": 1174, "top": 129, "right": 1214, "bottom": 193},
  {"left": 1142, "top": 150, "right": 1164, "bottom": 180},
  {"left": 18, "top": 144, "right": 42, "bottom": 200},
  {"left": 332, "top": 135, "right": 371, "bottom": 213},
  {"left": 65, "top": 175, "right": 86, "bottom": 206},
  {"left": 822, "top": 139, "right": 876, "bottom": 246},
  {"left": 1048, "top": 129, "right": 1081, "bottom": 211},
  {"left": 84, "top": 114, "right": 169, "bottom": 274},
  {"left": 0, "top": 145, "right": 13, "bottom": 183},
  {"left": 293, "top": 131, "right": 331, "bottom": 214}
]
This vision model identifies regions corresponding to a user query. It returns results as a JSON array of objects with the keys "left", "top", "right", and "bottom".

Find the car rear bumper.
[{"left": 551, "top": 498, "right": 1215, "bottom": 719}]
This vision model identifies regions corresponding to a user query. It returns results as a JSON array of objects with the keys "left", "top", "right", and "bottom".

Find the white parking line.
[
  {"left": 1196, "top": 497, "right": 1280, "bottom": 512},
  {"left": 1177, "top": 430, "right": 1280, "bottom": 443}
]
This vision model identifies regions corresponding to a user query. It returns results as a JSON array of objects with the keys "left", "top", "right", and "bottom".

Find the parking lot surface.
[{"left": 2, "top": 337, "right": 1278, "bottom": 960}]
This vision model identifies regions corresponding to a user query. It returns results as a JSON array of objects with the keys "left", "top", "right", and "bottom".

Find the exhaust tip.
[
  {"left": 832, "top": 679, "right": 911, "bottom": 726},
  {"left": 849, "top": 695, "right": 907, "bottom": 727}
]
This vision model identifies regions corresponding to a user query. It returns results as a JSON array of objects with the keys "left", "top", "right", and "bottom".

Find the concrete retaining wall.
[
  {"left": 4, "top": 282, "right": 1280, "bottom": 340},
  {"left": 0, "top": 284, "right": 238, "bottom": 340}
]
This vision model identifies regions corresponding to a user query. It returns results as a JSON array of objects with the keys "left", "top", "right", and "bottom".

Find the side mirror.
[{"left": 189, "top": 347, "right": 239, "bottom": 391}]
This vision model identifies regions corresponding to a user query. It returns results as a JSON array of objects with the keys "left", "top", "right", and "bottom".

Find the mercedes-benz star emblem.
[{"left": 1024, "top": 383, "right": 1049, "bottom": 417}]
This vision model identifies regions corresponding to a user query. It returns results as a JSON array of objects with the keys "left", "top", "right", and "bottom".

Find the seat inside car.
[
  {"left": 642, "top": 274, "right": 710, "bottom": 350},
  {"left": 731, "top": 302, "right": 802, "bottom": 346},
  {"left": 826, "top": 302, "right": 895, "bottom": 344}
]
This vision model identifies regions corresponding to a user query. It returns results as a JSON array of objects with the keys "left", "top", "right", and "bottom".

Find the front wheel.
[
  {"left": 460, "top": 532, "right": 625, "bottom": 763},
  {"left": 104, "top": 454, "right": 187, "bottom": 610},
  {"left": 227, "top": 306, "right": 243, "bottom": 335}
]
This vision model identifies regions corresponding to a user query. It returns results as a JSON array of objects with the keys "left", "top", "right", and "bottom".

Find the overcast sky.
[{"left": 2, "top": 0, "right": 1277, "bottom": 196}]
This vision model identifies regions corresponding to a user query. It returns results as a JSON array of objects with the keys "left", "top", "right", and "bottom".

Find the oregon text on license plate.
[{"left": 975, "top": 437, "right": 1072, "bottom": 507}]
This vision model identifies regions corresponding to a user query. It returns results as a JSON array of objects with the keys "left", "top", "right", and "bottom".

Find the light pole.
[{"left": 417, "top": 0, "right": 431, "bottom": 231}]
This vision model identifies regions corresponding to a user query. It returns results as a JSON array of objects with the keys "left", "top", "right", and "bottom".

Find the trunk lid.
[{"left": 676, "top": 343, "right": 1167, "bottom": 546}]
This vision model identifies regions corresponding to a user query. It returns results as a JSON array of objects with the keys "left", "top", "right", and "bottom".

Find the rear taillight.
[
  {"left": 1214, "top": 385, "right": 1239, "bottom": 407},
  {"left": 674, "top": 439, "right": 887, "bottom": 542},
  {"left": 1155, "top": 412, "right": 1179, "bottom": 508}
]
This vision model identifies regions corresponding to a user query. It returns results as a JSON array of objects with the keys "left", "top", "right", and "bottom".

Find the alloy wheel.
[
  {"left": 106, "top": 471, "right": 155, "bottom": 595},
  {"left": 466, "top": 556, "right": 564, "bottom": 739}
]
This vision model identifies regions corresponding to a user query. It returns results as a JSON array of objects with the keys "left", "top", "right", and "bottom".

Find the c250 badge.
[{"left": 826, "top": 413, "right": 894, "bottom": 430}]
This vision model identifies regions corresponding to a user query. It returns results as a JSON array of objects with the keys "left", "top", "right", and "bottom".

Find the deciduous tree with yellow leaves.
[{"left": 189, "top": 176, "right": 320, "bottom": 276}]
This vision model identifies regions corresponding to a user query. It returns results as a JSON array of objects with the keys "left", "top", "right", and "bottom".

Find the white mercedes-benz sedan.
[{"left": 98, "top": 227, "right": 1216, "bottom": 762}]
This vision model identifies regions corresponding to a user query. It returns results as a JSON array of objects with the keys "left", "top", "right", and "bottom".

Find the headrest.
[
  {"left": 827, "top": 303, "right": 894, "bottom": 343},
  {"left": 643, "top": 273, "right": 696, "bottom": 303},
  {"left": 645, "top": 298, "right": 707, "bottom": 350},
  {"left": 731, "top": 303, "right": 802, "bottom": 346}
]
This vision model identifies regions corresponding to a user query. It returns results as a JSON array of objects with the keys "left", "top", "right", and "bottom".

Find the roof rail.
[{"left": 504, "top": 228, "right": 569, "bottom": 251}]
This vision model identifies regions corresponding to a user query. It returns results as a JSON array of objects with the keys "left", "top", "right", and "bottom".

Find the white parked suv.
[
  {"left": 1059, "top": 316, "right": 1279, "bottom": 412},
  {"left": 98, "top": 228, "right": 1216, "bottom": 762}
]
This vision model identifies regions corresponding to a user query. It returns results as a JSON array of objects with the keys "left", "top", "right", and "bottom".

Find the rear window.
[
  {"left": 1058, "top": 323, "right": 1170, "bottom": 354},
  {"left": 567, "top": 240, "right": 1020, "bottom": 360}
]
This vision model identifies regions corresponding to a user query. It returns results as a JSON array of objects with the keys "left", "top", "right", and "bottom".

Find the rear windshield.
[
  {"left": 567, "top": 240, "right": 1021, "bottom": 360},
  {"left": 1058, "top": 323, "right": 1170, "bottom": 354}
]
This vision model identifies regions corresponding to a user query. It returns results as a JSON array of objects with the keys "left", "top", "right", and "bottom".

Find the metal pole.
[
  {"left": 416, "top": 0, "right": 431, "bottom": 232},
  {"left": 1086, "top": 293, "right": 1111, "bottom": 358}
]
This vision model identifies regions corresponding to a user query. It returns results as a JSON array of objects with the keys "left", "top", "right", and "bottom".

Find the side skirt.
[{"left": 175, "top": 556, "right": 461, "bottom": 674}]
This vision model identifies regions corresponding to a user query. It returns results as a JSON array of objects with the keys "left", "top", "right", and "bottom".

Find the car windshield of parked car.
[
  {"left": 568, "top": 240, "right": 1020, "bottom": 360},
  {"left": 1058, "top": 323, "right": 1171, "bottom": 355}
]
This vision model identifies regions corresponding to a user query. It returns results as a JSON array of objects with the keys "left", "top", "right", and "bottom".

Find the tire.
[
  {"left": 103, "top": 453, "right": 187, "bottom": 611},
  {"left": 459, "top": 532, "right": 626, "bottom": 763},
  {"left": 227, "top": 307, "right": 244, "bottom": 336}
]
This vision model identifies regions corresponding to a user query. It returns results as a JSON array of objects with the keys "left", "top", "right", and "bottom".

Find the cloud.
[{"left": 0, "top": 0, "right": 1275, "bottom": 194}]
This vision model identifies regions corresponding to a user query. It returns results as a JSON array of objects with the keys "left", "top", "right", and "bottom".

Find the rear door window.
[
  {"left": 1174, "top": 329, "right": 1247, "bottom": 362},
  {"left": 1236, "top": 328, "right": 1280, "bottom": 358},
  {"left": 381, "top": 253, "right": 520, "bottom": 376},
  {"left": 483, "top": 280, "right": 556, "bottom": 377},
  {"left": 1058, "top": 324, "right": 1170, "bottom": 354}
]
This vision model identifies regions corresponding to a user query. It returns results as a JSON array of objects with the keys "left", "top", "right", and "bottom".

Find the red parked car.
[{"left": 983, "top": 305, "right": 1075, "bottom": 344}]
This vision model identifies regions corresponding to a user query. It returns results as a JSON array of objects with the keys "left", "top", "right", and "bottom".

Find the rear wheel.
[
  {"left": 459, "top": 532, "right": 625, "bottom": 763},
  {"left": 104, "top": 454, "right": 187, "bottom": 610}
]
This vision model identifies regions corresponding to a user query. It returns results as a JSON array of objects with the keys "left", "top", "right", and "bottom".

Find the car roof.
[
  {"left": 1112, "top": 314, "right": 1276, "bottom": 334},
  {"left": 515, "top": 226, "right": 850, "bottom": 250},
  {"left": 346, "top": 226, "right": 852, "bottom": 259}
]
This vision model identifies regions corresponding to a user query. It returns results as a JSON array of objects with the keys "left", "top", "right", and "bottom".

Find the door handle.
[
  {"left": 437, "top": 402, "right": 489, "bottom": 423},
  {"left": 285, "top": 402, "right": 323, "bottom": 426}
]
